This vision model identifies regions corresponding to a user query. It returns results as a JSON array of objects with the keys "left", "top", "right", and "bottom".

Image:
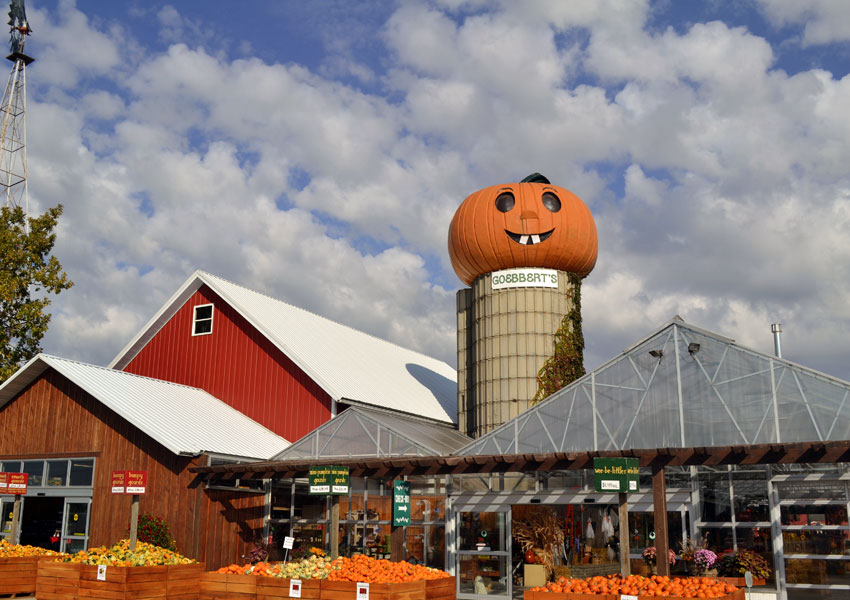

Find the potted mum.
[
  {"left": 693, "top": 548, "right": 717, "bottom": 576},
  {"left": 642, "top": 546, "right": 677, "bottom": 574},
  {"left": 716, "top": 549, "right": 771, "bottom": 585}
]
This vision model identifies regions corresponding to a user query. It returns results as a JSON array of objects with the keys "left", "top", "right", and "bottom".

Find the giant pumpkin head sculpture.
[{"left": 448, "top": 173, "right": 597, "bottom": 285}]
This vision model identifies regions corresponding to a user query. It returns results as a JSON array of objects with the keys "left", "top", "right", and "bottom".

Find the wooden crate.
[
  {"left": 36, "top": 560, "right": 203, "bottom": 600},
  {"left": 321, "top": 580, "right": 426, "bottom": 600},
  {"left": 424, "top": 576, "right": 455, "bottom": 600},
  {"left": 37, "top": 560, "right": 81, "bottom": 600},
  {"left": 200, "top": 572, "right": 258, "bottom": 600},
  {"left": 257, "top": 577, "right": 321, "bottom": 600},
  {"left": 525, "top": 589, "right": 745, "bottom": 600},
  {"left": 0, "top": 555, "right": 39, "bottom": 596}
]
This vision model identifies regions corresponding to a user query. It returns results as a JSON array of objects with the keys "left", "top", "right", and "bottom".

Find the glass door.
[
  {"left": 456, "top": 509, "right": 511, "bottom": 600},
  {"left": 61, "top": 499, "right": 91, "bottom": 553},
  {"left": 1, "top": 499, "right": 19, "bottom": 543}
]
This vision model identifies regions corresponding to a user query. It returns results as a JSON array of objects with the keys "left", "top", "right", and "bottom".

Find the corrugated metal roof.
[
  {"left": 110, "top": 271, "right": 458, "bottom": 424},
  {"left": 0, "top": 355, "right": 290, "bottom": 460},
  {"left": 275, "top": 406, "right": 472, "bottom": 460}
]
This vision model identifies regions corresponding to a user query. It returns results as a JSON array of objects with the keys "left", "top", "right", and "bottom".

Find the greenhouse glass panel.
[{"left": 774, "top": 367, "right": 822, "bottom": 442}]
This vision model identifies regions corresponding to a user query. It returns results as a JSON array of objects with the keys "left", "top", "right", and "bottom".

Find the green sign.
[
  {"left": 392, "top": 480, "right": 411, "bottom": 526},
  {"left": 593, "top": 458, "right": 639, "bottom": 493},
  {"left": 308, "top": 466, "right": 349, "bottom": 495}
]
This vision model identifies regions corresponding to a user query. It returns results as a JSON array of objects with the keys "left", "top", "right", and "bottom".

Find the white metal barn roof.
[
  {"left": 109, "top": 271, "right": 457, "bottom": 424},
  {"left": 0, "top": 354, "right": 290, "bottom": 460},
  {"left": 459, "top": 317, "right": 850, "bottom": 456}
]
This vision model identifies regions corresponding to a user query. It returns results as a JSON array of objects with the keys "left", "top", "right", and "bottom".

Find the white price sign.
[
  {"left": 97, "top": 565, "right": 107, "bottom": 581},
  {"left": 356, "top": 582, "right": 370, "bottom": 600},
  {"left": 620, "top": 596, "right": 638, "bottom": 600},
  {"left": 283, "top": 536, "right": 295, "bottom": 549},
  {"left": 289, "top": 579, "right": 302, "bottom": 598}
]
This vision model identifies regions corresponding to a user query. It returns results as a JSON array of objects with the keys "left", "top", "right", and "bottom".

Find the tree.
[
  {"left": 532, "top": 273, "right": 585, "bottom": 404},
  {"left": 0, "top": 204, "right": 73, "bottom": 382}
]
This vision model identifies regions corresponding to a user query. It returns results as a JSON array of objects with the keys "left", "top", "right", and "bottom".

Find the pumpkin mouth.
[{"left": 505, "top": 228, "right": 555, "bottom": 246}]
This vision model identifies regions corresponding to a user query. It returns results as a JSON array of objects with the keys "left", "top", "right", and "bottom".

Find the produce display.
[
  {"left": 530, "top": 575, "right": 738, "bottom": 598},
  {"left": 215, "top": 554, "right": 452, "bottom": 583},
  {"left": 0, "top": 539, "right": 62, "bottom": 557},
  {"left": 55, "top": 539, "right": 196, "bottom": 566},
  {"left": 328, "top": 554, "right": 451, "bottom": 583},
  {"left": 216, "top": 554, "right": 334, "bottom": 578}
]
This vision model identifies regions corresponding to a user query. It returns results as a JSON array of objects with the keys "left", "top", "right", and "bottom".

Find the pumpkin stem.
[{"left": 520, "top": 173, "right": 550, "bottom": 184}]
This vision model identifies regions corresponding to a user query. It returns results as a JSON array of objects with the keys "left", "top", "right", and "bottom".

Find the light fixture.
[
  {"left": 648, "top": 349, "right": 663, "bottom": 359},
  {"left": 688, "top": 342, "right": 700, "bottom": 356}
]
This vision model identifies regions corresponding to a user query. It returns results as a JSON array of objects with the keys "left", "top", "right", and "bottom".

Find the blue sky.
[{"left": 17, "top": 0, "right": 850, "bottom": 383}]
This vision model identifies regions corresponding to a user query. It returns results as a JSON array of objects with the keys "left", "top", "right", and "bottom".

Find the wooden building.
[{"left": 0, "top": 355, "right": 288, "bottom": 569}]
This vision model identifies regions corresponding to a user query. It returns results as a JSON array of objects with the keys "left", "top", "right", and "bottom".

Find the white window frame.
[{"left": 192, "top": 303, "right": 214, "bottom": 336}]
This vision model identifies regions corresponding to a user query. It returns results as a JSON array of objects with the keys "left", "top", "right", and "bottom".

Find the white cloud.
[{"left": 756, "top": 0, "right": 850, "bottom": 45}]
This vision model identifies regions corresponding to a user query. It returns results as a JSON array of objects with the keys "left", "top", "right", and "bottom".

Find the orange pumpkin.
[{"left": 448, "top": 173, "right": 597, "bottom": 285}]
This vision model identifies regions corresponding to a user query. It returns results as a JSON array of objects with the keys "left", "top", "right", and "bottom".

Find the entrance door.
[
  {"left": 19, "top": 496, "right": 64, "bottom": 551},
  {"left": 61, "top": 499, "right": 91, "bottom": 553},
  {"left": 456, "top": 509, "right": 511, "bottom": 600}
]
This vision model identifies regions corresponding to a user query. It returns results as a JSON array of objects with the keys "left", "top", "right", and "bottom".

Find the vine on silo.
[{"left": 532, "top": 273, "right": 585, "bottom": 404}]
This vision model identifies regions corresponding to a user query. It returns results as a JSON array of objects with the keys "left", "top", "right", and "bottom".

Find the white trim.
[{"left": 192, "top": 303, "right": 214, "bottom": 336}]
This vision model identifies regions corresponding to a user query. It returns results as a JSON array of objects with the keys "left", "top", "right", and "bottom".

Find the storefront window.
[
  {"left": 1, "top": 461, "right": 20, "bottom": 473},
  {"left": 732, "top": 470, "right": 768, "bottom": 522},
  {"left": 785, "top": 558, "right": 850, "bottom": 586},
  {"left": 47, "top": 461, "right": 68, "bottom": 486},
  {"left": 458, "top": 555, "right": 508, "bottom": 596},
  {"left": 699, "top": 526, "right": 733, "bottom": 553},
  {"left": 68, "top": 460, "right": 94, "bottom": 486},
  {"left": 781, "top": 505, "right": 848, "bottom": 527},
  {"left": 698, "top": 471, "right": 731, "bottom": 522},
  {"left": 22, "top": 461, "right": 44, "bottom": 487},
  {"left": 459, "top": 512, "right": 506, "bottom": 552}
]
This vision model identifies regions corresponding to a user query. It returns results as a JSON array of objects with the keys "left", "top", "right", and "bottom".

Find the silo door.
[{"left": 456, "top": 508, "right": 511, "bottom": 600}]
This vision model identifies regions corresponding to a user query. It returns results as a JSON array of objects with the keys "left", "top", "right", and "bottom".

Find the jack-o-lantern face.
[{"left": 448, "top": 173, "right": 597, "bottom": 285}]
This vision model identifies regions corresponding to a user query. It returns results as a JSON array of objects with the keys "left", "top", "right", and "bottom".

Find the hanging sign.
[
  {"left": 491, "top": 268, "right": 558, "bottom": 290},
  {"left": 0, "top": 473, "right": 6, "bottom": 493},
  {"left": 126, "top": 471, "right": 147, "bottom": 494},
  {"left": 7, "top": 473, "right": 28, "bottom": 495},
  {"left": 309, "top": 466, "right": 349, "bottom": 495},
  {"left": 110, "top": 471, "right": 127, "bottom": 494},
  {"left": 593, "top": 458, "right": 639, "bottom": 493},
  {"left": 392, "top": 480, "right": 411, "bottom": 526},
  {"left": 289, "top": 579, "right": 302, "bottom": 598}
]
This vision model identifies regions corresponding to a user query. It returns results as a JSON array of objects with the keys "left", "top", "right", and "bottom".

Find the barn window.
[{"left": 193, "top": 304, "right": 214, "bottom": 335}]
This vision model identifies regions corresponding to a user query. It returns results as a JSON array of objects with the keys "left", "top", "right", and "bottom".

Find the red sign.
[
  {"left": 0, "top": 472, "right": 7, "bottom": 493},
  {"left": 126, "top": 471, "right": 147, "bottom": 494},
  {"left": 110, "top": 471, "right": 127, "bottom": 494},
  {"left": 7, "top": 473, "right": 28, "bottom": 495}
]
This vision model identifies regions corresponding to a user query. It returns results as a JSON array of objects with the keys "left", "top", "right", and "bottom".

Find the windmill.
[{"left": 1, "top": 0, "right": 32, "bottom": 212}]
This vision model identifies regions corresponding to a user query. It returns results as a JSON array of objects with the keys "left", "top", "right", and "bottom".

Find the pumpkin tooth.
[
  {"left": 520, "top": 235, "right": 530, "bottom": 245},
  {"left": 531, "top": 234, "right": 541, "bottom": 244}
]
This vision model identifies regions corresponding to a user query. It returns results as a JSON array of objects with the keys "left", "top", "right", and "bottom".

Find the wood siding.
[
  {"left": 122, "top": 286, "right": 332, "bottom": 442},
  {"left": 0, "top": 370, "right": 263, "bottom": 570}
]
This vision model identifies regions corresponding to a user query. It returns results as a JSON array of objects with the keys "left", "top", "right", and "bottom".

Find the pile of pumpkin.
[
  {"left": 216, "top": 554, "right": 334, "bottom": 578},
  {"left": 0, "top": 539, "right": 62, "bottom": 557},
  {"left": 530, "top": 575, "right": 738, "bottom": 598},
  {"left": 216, "top": 554, "right": 451, "bottom": 583},
  {"left": 55, "top": 539, "right": 195, "bottom": 566}
]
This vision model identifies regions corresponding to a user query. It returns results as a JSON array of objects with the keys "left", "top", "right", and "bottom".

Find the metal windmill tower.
[{"left": 0, "top": 0, "right": 32, "bottom": 213}]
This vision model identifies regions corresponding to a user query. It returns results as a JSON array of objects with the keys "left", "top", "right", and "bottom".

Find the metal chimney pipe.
[{"left": 771, "top": 323, "right": 782, "bottom": 358}]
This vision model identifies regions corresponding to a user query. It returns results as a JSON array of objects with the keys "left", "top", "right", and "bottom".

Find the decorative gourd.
[
  {"left": 448, "top": 173, "right": 597, "bottom": 285},
  {"left": 524, "top": 549, "right": 538, "bottom": 564}
]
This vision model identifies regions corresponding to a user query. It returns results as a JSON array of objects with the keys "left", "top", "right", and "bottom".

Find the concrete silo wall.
[{"left": 457, "top": 269, "right": 578, "bottom": 438}]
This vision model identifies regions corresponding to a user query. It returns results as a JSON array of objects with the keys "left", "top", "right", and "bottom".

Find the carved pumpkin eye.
[
  {"left": 495, "top": 192, "right": 515, "bottom": 213},
  {"left": 542, "top": 192, "right": 561, "bottom": 213}
]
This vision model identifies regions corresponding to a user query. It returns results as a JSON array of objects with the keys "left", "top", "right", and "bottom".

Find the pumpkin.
[
  {"left": 524, "top": 549, "right": 538, "bottom": 564},
  {"left": 448, "top": 173, "right": 597, "bottom": 285}
]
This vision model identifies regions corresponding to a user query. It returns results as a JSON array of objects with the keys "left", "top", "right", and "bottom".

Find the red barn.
[{"left": 109, "top": 271, "right": 457, "bottom": 441}]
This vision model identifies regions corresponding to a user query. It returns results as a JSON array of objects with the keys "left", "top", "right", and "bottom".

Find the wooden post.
[
  {"left": 330, "top": 495, "right": 340, "bottom": 559},
  {"left": 129, "top": 494, "right": 140, "bottom": 550},
  {"left": 391, "top": 525, "right": 404, "bottom": 562},
  {"left": 652, "top": 467, "right": 670, "bottom": 577},
  {"left": 618, "top": 492, "right": 630, "bottom": 576},
  {"left": 9, "top": 495, "right": 21, "bottom": 545}
]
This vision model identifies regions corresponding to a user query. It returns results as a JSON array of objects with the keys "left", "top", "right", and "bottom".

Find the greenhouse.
[{"left": 198, "top": 318, "right": 850, "bottom": 600}]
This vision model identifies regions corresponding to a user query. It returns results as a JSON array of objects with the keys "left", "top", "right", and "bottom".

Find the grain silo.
[{"left": 449, "top": 173, "right": 598, "bottom": 437}]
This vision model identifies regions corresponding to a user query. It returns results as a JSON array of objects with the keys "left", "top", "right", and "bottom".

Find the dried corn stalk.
[{"left": 513, "top": 507, "right": 564, "bottom": 576}]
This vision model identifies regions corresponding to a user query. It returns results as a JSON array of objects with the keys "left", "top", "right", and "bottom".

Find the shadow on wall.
[{"left": 405, "top": 363, "right": 457, "bottom": 421}]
